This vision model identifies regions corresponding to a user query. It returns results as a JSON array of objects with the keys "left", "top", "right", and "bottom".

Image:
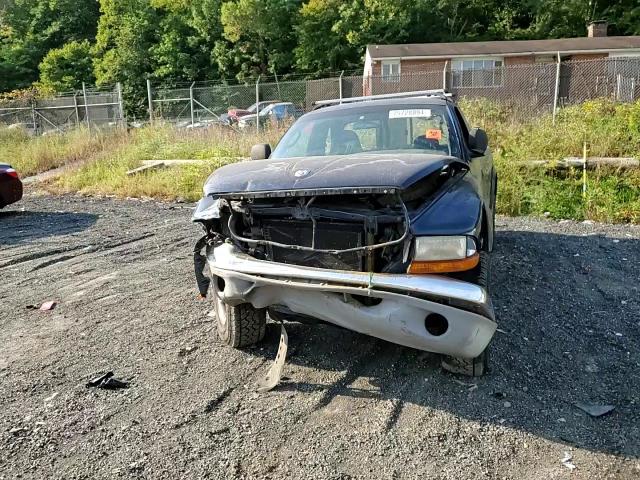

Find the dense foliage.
[{"left": 1, "top": 0, "right": 639, "bottom": 93}]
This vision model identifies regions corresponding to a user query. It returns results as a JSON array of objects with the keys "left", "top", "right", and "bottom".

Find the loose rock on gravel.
[{"left": 1, "top": 194, "right": 639, "bottom": 479}]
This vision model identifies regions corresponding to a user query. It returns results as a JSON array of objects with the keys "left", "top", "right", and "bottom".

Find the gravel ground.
[{"left": 1, "top": 193, "right": 639, "bottom": 480}]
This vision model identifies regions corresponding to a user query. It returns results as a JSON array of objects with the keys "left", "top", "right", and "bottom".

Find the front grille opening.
[
  {"left": 263, "top": 219, "right": 364, "bottom": 271},
  {"left": 425, "top": 313, "right": 448, "bottom": 336}
]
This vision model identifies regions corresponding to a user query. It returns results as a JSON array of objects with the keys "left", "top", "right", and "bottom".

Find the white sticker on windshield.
[{"left": 389, "top": 109, "right": 431, "bottom": 119}]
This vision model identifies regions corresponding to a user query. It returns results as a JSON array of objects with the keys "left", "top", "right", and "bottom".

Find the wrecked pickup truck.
[{"left": 193, "top": 90, "right": 498, "bottom": 377}]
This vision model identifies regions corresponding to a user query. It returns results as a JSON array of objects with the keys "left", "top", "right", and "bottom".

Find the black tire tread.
[
  {"left": 224, "top": 303, "right": 267, "bottom": 348},
  {"left": 441, "top": 250, "right": 492, "bottom": 377}
]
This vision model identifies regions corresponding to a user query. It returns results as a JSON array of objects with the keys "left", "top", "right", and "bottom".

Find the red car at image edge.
[{"left": 0, "top": 164, "right": 23, "bottom": 208}]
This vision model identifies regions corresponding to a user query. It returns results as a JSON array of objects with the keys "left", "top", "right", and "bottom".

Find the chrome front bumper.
[{"left": 207, "top": 242, "right": 497, "bottom": 358}]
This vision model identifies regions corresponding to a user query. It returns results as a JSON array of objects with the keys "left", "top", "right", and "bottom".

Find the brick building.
[{"left": 362, "top": 21, "right": 640, "bottom": 102}]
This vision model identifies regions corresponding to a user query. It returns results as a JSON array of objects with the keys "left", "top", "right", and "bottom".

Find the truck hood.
[{"left": 204, "top": 153, "right": 461, "bottom": 197}]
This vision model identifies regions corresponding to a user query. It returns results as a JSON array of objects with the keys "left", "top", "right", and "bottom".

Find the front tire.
[
  {"left": 441, "top": 250, "right": 492, "bottom": 377},
  {"left": 212, "top": 276, "right": 266, "bottom": 347}
]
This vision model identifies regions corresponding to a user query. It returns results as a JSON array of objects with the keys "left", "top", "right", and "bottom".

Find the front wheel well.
[{"left": 480, "top": 204, "right": 494, "bottom": 252}]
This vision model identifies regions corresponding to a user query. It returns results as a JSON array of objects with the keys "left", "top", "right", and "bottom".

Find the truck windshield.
[{"left": 271, "top": 103, "right": 461, "bottom": 159}]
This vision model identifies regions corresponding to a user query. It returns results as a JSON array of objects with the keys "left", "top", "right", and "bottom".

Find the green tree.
[
  {"left": 38, "top": 39, "right": 94, "bottom": 92},
  {"left": 294, "top": 0, "right": 510, "bottom": 72},
  {"left": 0, "top": 0, "right": 99, "bottom": 91},
  {"left": 215, "top": 0, "right": 302, "bottom": 80},
  {"left": 606, "top": 1, "right": 640, "bottom": 36},
  {"left": 294, "top": 0, "right": 359, "bottom": 73},
  {"left": 150, "top": 0, "right": 223, "bottom": 82},
  {"left": 93, "top": 0, "right": 158, "bottom": 115}
]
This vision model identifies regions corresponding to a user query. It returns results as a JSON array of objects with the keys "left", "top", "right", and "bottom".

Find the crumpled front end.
[
  {"left": 207, "top": 242, "right": 495, "bottom": 358},
  {"left": 192, "top": 174, "right": 496, "bottom": 358}
]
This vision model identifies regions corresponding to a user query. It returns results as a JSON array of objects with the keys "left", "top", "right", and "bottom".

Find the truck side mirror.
[
  {"left": 468, "top": 128, "right": 488, "bottom": 156},
  {"left": 250, "top": 143, "right": 272, "bottom": 160}
]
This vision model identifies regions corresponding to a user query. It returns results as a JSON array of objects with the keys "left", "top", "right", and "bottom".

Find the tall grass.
[
  {"left": 51, "top": 123, "right": 286, "bottom": 201},
  {"left": 0, "top": 127, "right": 129, "bottom": 177},
  {"left": 460, "top": 98, "right": 640, "bottom": 222}
]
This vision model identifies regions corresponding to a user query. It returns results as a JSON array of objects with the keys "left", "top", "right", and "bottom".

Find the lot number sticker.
[
  {"left": 389, "top": 109, "right": 432, "bottom": 119},
  {"left": 426, "top": 129, "right": 442, "bottom": 140}
]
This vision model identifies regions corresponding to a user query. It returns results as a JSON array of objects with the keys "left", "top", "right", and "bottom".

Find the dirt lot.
[{"left": 1, "top": 193, "right": 639, "bottom": 479}]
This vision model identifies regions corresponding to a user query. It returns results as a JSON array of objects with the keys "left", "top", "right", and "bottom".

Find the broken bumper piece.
[{"left": 207, "top": 243, "right": 497, "bottom": 359}]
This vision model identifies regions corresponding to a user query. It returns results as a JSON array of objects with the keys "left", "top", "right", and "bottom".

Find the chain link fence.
[
  {"left": 4, "top": 57, "right": 639, "bottom": 135},
  {"left": 0, "top": 84, "right": 125, "bottom": 136},
  {"left": 148, "top": 57, "right": 640, "bottom": 128},
  {"left": 148, "top": 73, "right": 369, "bottom": 128},
  {"left": 149, "top": 76, "right": 311, "bottom": 128}
]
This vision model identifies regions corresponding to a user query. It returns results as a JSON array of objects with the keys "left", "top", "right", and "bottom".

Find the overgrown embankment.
[
  {"left": 2, "top": 125, "right": 283, "bottom": 201},
  {"left": 1, "top": 98, "right": 639, "bottom": 222},
  {"left": 462, "top": 98, "right": 640, "bottom": 222}
]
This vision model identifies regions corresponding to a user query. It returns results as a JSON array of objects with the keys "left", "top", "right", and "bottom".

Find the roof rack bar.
[{"left": 314, "top": 89, "right": 454, "bottom": 107}]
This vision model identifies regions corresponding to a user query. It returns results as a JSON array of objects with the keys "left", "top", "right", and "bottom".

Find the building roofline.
[
  {"left": 368, "top": 48, "right": 640, "bottom": 61},
  {"left": 366, "top": 37, "right": 640, "bottom": 60}
]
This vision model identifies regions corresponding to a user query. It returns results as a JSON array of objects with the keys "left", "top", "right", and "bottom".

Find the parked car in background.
[
  {"left": 0, "top": 164, "right": 23, "bottom": 208},
  {"left": 193, "top": 90, "right": 498, "bottom": 377},
  {"left": 237, "top": 102, "right": 304, "bottom": 129},
  {"left": 227, "top": 101, "right": 280, "bottom": 125}
]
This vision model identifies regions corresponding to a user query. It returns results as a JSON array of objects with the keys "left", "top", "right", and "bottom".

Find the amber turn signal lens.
[{"left": 407, "top": 252, "right": 480, "bottom": 274}]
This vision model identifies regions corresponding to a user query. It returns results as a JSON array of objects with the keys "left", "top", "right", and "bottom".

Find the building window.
[
  {"left": 452, "top": 58, "right": 503, "bottom": 87},
  {"left": 608, "top": 55, "right": 640, "bottom": 79},
  {"left": 381, "top": 60, "right": 401, "bottom": 82}
]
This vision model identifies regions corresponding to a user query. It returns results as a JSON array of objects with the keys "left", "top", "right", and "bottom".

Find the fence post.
[
  {"left": 116, "top": 82, "right": 125, "bottom": 127},
  {"left": 82, "top": 82, "right": 90, "bottom": 130},
  {"left": 73, "top": 92, "right": 80, "bottom": 127},
  {"left": 443, "top": 61, "right": 448, "bottom": 90},
  {"left": 31, "top": 101, "right": 38, "bottom": 136},
  {"left": 339, "top": 70, "right": 344, "bottom": 103},
  {"left": 552, "top": 52, "right": 561, "bottom": 124},
  {"left": 274, "top": 71, "right": 281, "bottom": 100},
  {"left": 189, "top": 81, "right": 196, "bottom": 126},
  {"left": 255, "top": 75, "right": 260, "bottom": 135},
  {"left": 147, "top": 79, "right": 154, "bottom": 124}
]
